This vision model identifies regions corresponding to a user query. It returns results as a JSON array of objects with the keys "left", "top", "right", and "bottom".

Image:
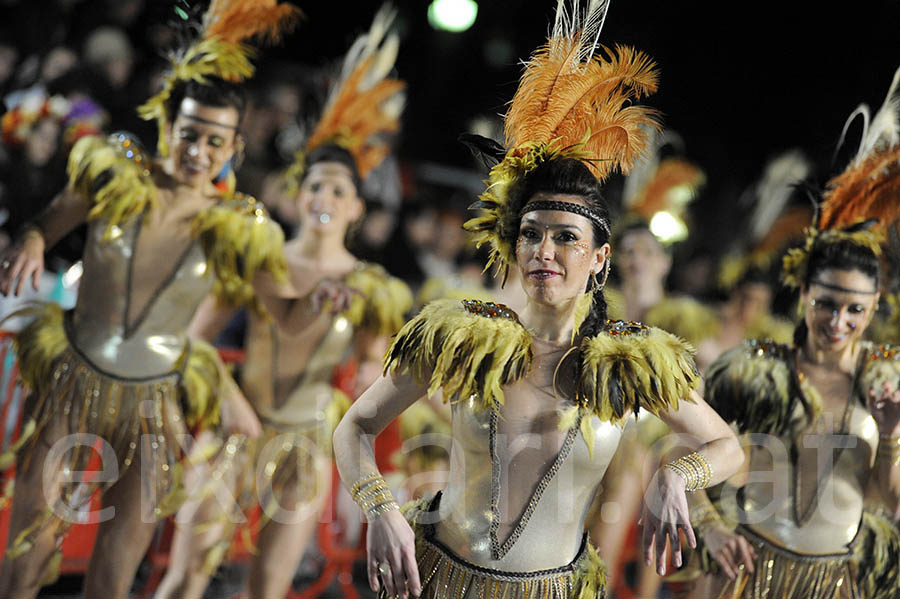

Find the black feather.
[{"left": 458, "top": 133, "right": 506, "bottom": 168}]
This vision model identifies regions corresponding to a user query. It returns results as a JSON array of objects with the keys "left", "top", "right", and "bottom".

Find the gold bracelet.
[
  {"left": 350, "top": 473, "right": 399, "bottom": 519},
  {"left": 665, "top": 452, "right": 713, "bottom": 491},
  {"left": 685, "top": 452, "right": 713, "bottom": 488},
  {"left": 350, "top": 473, "right": 383, "bottom": 498},
  {"left": 365, "top": 500, "right": 400, "bottom": 520},
  {"left": 689, "top": 503, "right": 723, "bottom": 531}
]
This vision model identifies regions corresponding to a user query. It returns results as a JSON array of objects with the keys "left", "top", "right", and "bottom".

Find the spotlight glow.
[
  {"left": 428, "top": 0, "right": 478, "bottom": 33},
  {"left": 649, "top": 211, "right": 688, "bottom": 244}
]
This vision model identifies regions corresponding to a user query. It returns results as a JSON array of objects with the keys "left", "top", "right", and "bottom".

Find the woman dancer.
[
  {"left": 0, "top": 2, "right": 299, "bottom": 597},
  {"left": 155, "top": 8, "right": 411, "bottom": 599},
  {"left": 334, "top": 2, "right": 744, "bottom": 597},
  {"left": 688, "top": 68, "right": 900, "bottom": 599}
]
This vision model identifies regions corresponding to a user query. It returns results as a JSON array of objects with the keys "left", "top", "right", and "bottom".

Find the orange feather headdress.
[
  {"left": 618, "top": 129, "right": 704, "bottom": 245},
  {"left": 138, "top": 0, "right": 301, "bottom": 157},
  {"left": 781, "top": 66, "right": 899, "bottom": 289},
  {"left": 463, "top": 0, "right": 661, "bottom": 281},
  {"left": 717, "top": 150, "right": 812, "bottom": 290},
  {"left": 283, "top": 4, "right": 405, "bottom": 194}
]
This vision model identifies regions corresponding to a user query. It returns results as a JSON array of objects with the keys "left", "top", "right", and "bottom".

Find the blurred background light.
[{"left": 428, "top": 0, "right": 478, "bottom": 33}]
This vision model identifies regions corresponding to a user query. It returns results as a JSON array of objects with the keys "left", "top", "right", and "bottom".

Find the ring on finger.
[{"left": 377, "top": 561, "right": 392, "bottom": 576}]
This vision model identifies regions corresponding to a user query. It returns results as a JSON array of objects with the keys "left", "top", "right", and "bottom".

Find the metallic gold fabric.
[
  {"left": 716, "top": 525, "right": 861, "bottom": 599},
  {"left": 389, "top": 494, "right": 607, "bottom": 599}
]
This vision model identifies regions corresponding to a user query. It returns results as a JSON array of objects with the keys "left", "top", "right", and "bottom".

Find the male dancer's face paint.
[
  {"left": 800, "top": 268, "right": 879, "bottom": 353},
  {"left": 168, "top": 97, "right": 239, "bottom": 190},
  {"left": 298, "top": 162, "right": 363, "bottom": 236},
  {"left": 516, "top": 193, "right": 608, "bottom": 307}
]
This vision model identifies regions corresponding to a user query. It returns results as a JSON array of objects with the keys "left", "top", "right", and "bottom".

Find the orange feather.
[
  {"left": 505, "top": 37, "right": 660, "bottom": 182},
  {"left": 820, "top": 145, "right": 900, "bottom": 230},
  {"left": 204, "top": 0, "right": 302, "bottom": 45},
  {"left": 303, "top": 6, "right": 404, "bottom": 179}
]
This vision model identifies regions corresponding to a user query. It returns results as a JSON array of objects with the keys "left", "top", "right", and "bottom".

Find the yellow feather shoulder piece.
[
  {"left": 67, "top": 133, "right": 156, "bottom": 239},
  {"left": 705, "top": 339, "right": 818, "bottom": 436},
  {"left": 855, "top": 508, "right": 900, "bottom": 599},
  {"left": 191, "top": 192, "right": 287, "bottom": 314},
  {"left": 644, "top": 296, "right": 720, "bottom": 346},
  {"left": 383, "top": 299, "right": 532, "bottom": 410},
  {"left": 9, "top": 302, "right": 68, "bottom": 396},
  {"left": 860, "top": 344, "right": 900, "bottom": 399},
  {"left": 342, "top": 262, "right": 412, "bottom": 337},
  {"left": 176, "top": 339, "right": 222, "bottom": 430},
  {"left": 576, "top": 320, "right": 698, "bottom": 424}
]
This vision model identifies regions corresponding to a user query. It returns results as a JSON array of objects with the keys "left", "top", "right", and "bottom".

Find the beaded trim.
[
  {"left": 488, "top": 407, "right": 582, "bottom": 560},
  {"left": 520, "top": 200, "right": 611, "bottom": 238},
  {"left": 461, "top": 299, "right": 520, "bottom": 322}
]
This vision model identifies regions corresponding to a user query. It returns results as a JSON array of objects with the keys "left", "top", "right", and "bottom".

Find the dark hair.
[
  {"left": 163, "top": 77, "right": 247, "bottom": 127},
  {"left": 304, "top": 143, "right": 362, "bottom": 194},
  {"left": 519, "top": 157, "right": 611, "bottom": 337},
  {"left": 612, "top": 218, "right": 667, "bottom": 254},
  {"left": 792, "top": 237, "right": 881, "bottom": 347}
]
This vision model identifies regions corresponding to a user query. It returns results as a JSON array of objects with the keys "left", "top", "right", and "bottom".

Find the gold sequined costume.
[
  {"left": 1, "top": 133, "right": 286, "bottom": 566},
  {"left": 698, "top": 340, "right": 900, "bottom": 599},
  {"left": 201, "top": 263, "right": 412, "bottom": 570},
  {"left": 381, "top": 299, "right": 700, "bottom": 597}
]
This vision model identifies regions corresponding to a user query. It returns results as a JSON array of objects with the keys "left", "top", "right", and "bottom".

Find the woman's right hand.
[
  {"left": 366, "top": 509, "right": 421, "bottom": 599},
  {"left": 703, "top": 523, "right": 756, "bottom": 580},
  {"left": 310, "top": 278, "right": 362, "bottom": 315},
  {"left": 0, "top": 230, "right": 45, "bottom": 296}
]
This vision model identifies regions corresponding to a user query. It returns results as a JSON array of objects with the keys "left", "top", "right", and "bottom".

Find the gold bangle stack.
[
  {"left": 877, "top": 434, "right": 900, "bottom": 466},
  {"left": 665, "top": 452, "right": 713, "bottom": 492},
  {"left": 350, "top": 473, "right": 399, "bottom": 520},
  {"left": 689, "top": 502, "right": 723, "bottom": 533}
]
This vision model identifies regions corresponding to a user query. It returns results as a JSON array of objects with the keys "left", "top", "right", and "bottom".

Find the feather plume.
[
  {"left": 506, "top": 39, "right": 660, "bottom": 180},
  {"left": 296, "top": 4, "right": 405, "bottom": 181},
  {"left": 139, "top": 1, "right": 300, "bottom": 156},
  {"left": 203, "top": 0, "right": 302, "bottom": 45},
  {"left": 747, "top": 149, "right": 811, "bottom": 242},
  {"left": 820, "top": 66, "right": 900, "bottom": 231}
]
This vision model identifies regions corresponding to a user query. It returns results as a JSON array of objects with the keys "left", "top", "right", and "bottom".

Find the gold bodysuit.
[
  {"left": 5, "top": 133, "right": 286, "bottom": 566},
  {"left": 703, "top": 340, "right": 900, "bottom": 599},
  {"left": 384, "top": 299, "right": 701, "bottom": 598}
]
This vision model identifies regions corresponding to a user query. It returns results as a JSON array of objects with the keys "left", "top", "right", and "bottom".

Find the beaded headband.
[{"left": 520, "top": 200, "right": 611, "bottom": 239}]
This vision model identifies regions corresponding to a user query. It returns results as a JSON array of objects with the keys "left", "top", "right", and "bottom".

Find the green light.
[{"left": 428, "top": 0, "right": 478, "bottom": 33}]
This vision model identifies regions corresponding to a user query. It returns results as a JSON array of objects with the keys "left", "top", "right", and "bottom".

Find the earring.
[{"left": 596, "top": 260, "right": 610, "bottom": 290}]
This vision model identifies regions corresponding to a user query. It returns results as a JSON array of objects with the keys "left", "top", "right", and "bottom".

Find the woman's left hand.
[
  {"left": 868, "top": 379, "right": 900, "bottom": 437},
  {"left": 640, "top": 466, "right": 696, "bottom": 576}
]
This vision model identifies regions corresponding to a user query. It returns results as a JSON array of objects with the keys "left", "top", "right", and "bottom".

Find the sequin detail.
[{"left": 462, "top": 299, "right": 520, "bottom": 322}]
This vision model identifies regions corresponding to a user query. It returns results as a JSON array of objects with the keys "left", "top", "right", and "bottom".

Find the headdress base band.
[
  {"left": 519, "top": 200, "right": 610, "bottom": 238},
  {"left": 808, "top": 279, "right": 878, "bottom": 295}
]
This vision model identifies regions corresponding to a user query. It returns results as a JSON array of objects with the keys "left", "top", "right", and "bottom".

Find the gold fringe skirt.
[
  {"left": 383, "top": 493, "right": 608, "bottom": 599},
  {"left": 196, "top": 390, "right": 349, "bottom": 573},
  {"left": 3, "top": 303, "right": 222, "bottom": 564},
  {"left": 715, "top": 525, "right": 861, "bottom": 599}
]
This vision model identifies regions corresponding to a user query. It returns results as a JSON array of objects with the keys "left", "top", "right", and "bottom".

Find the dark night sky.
[{"left": 280, "top": 1, "right": 899, "bottom": 251}]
